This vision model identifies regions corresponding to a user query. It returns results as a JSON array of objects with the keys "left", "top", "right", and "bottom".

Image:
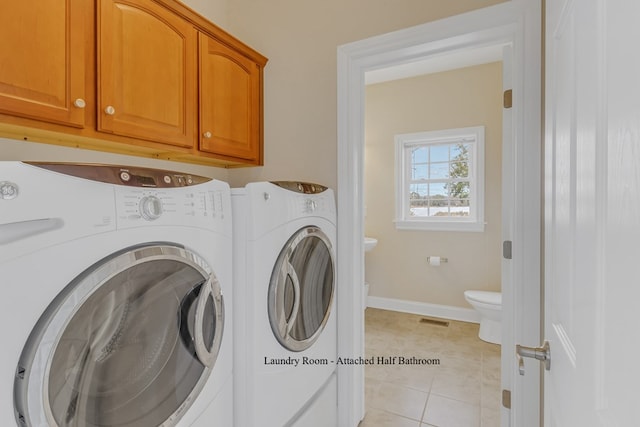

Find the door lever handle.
[{"left": 516, "top": 341, "right": 550, "bottom": 375}]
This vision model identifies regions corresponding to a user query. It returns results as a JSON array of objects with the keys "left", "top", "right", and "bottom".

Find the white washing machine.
[
  {"left": 232, "top": 181, "right": 337, "bottom": 427},
  {"left": 0, "top": 162, "right": 233, "bottom": 427}
]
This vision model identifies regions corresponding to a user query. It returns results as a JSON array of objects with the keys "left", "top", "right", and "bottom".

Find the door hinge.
[
  {"left": 502, "top": 389, "right": 511, "bottom": 409},
  {"left": 503, "top": 240, "right": 512, "bottom": 260},
  {"left": 503, "top": 89, "right": 513, "bottom": 108}
]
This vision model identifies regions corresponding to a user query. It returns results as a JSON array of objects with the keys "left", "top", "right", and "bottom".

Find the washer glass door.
[
  {"left": 14, "top": 244, "right": 224, "bottom": 427},
  {"left": 268, "top": 226, "right": 335, "bottom": 352}
]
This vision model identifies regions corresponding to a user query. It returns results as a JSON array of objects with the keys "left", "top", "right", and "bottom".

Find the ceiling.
[{"left": 364, "top": 43, "right": 505, "bottom": 85}]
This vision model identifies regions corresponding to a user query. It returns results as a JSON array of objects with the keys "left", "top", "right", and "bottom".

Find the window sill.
[{"left": 394, "top": 219, "right": 485, "bottom": 232}]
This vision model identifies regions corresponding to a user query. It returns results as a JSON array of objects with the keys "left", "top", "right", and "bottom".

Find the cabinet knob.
[
  {"left": 104, "top": 106, "right": 116, "bottom": 116},
  {"left": 203, "top": 131, "right": 212, "bottom": 139},
  {"left": 73, "top": 98, "right": 86, "bottom": 109}
]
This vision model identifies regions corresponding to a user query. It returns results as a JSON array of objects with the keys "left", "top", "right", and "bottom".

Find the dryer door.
[
  {"left": 268, "top": 226, "right": 335, "bottom": 352},
  {"left": 14, "top": 244, "right": 224, "bottom": 427}
]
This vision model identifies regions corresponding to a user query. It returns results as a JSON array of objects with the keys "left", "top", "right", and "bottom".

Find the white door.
[{"left": 543, "top": 0, "right": 640, "bottom": 424}]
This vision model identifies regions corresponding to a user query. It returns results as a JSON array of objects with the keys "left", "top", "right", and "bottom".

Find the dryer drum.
[
  {"left": 268, "top": 226, "right": 335, "bottom": 352},
  {"left": 14, "top": 244, "right": 224, "bottom": 427}
]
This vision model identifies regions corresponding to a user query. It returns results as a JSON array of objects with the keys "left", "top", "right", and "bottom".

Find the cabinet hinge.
[
  {"left": 502, "top": 389, "right": 512, "bottom": 409},
  {"left": 503, "top": 89, "right": 513, "bottom": 108}
]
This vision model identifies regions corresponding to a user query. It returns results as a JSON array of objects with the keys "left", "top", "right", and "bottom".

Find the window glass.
[
  {"left": 395, "top": 127, "right": 485, "bottom": 231},
  {"left": 429, "top": 162, "right": 449, "bottom": 179}
]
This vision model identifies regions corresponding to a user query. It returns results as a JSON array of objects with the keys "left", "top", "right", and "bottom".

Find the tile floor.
[{"left": 361, "top": 308, "right": 501, "bottom": 427}]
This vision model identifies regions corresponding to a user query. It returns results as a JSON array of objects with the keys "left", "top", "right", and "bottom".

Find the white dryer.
[
  {"left": 232, "top": 181, "right": 337, "bottom": 427},
  {"left": 0, "top": 162, "right": 233, "bottom": 427}
]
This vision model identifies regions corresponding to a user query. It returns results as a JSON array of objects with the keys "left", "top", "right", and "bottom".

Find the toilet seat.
[{"left": 464, "top": 290, "right": 501, "bottom": 306}]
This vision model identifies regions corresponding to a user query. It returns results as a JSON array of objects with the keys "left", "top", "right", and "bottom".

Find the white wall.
[{"left": 364, "top": 62, "right": 503, "bottom": 308}]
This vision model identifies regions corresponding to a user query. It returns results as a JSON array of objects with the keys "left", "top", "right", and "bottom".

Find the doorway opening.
[
  {"left": 361, "top": 45, "right": 506, "bottom": 427},
  {"left": 336, "top": 3, "right": 542, "bottom": 426}
]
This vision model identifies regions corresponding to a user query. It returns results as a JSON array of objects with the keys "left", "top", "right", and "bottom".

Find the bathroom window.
[{"left": 394, "top": 126, "right": 485, "bottom": 232}]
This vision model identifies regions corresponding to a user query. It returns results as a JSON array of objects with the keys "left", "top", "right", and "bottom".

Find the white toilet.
[{"left": 464, "top": 290, "right": 502, "bottom": 345}]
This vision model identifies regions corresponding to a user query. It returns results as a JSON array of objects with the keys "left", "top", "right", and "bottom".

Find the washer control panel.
[
  {"left": 26, "top": 162, "right": 211, "bottom": 188},
  {"left": 270, "top": 181, "right": 328, "bottom": 194},
  {"left": 115, "top": 185, "right": 226, "bottom": 229},
  {"left": 292, "top": 193, "right": 333, "bottom": 217}
]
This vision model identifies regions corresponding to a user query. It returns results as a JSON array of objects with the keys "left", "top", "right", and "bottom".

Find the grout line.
[{"left": 365, "top": 309, "right": 500, "bottom": 427}]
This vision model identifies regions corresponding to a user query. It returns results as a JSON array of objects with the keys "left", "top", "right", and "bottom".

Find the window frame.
[{"left": 394, "top": 126, "right": 485, "bottom": 232}]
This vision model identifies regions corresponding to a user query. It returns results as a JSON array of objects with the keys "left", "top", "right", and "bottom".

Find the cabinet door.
[
  {"left": 199, "top": 33, "right": 262, "bottom": 163},
  {"left": 98, "top": 0, "right": 197, "bottom": 148},
  {"left": 0, "top": 0, "right": 87, "bottom": 127}
]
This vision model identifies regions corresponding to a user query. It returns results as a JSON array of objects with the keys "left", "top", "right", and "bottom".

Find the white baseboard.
[{"left": 366, "top": 295, "right": 480, "bottom": 324}]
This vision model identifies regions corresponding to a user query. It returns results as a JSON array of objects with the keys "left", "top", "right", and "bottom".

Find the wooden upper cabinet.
[
  {"left": 199, "top": 33, "right": 263, "bottom": 163},
  {"left": 0, "top": 0, "right": 267, "bottom": 166},
  {"left": 0, "top": 0, "right": 88, "bottom": 128},
  {"left": 98, "top": 0, "right": 197, "bottom": 148}
]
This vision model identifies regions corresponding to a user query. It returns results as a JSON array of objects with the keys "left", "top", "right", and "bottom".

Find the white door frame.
[{"left": 336, "top": 2, "right": 541, "bottom": 426}]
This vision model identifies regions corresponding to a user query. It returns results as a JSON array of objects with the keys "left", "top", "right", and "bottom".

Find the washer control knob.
[
  {"left": 0, "top": 181, "right": 18, "bottom": 200},
  {"left": 139, "top": 195, "right": 163, "bottom": 221},
  {"left": 120, "top": 171, "right": 131, "bottom": 182}
]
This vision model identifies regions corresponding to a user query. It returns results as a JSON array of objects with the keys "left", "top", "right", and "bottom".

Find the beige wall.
[
  {"left": 364, "top": 62, "right": 503, "bottom": 308},
  {"left": 182, "top": 0, "right": 228, "bottom": 27},
  {"left": 224, "top": 0, "right": 507, "bottom": 189},
  {"left": 0, "top": 137, "right": 229, "bottom": 180}
]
